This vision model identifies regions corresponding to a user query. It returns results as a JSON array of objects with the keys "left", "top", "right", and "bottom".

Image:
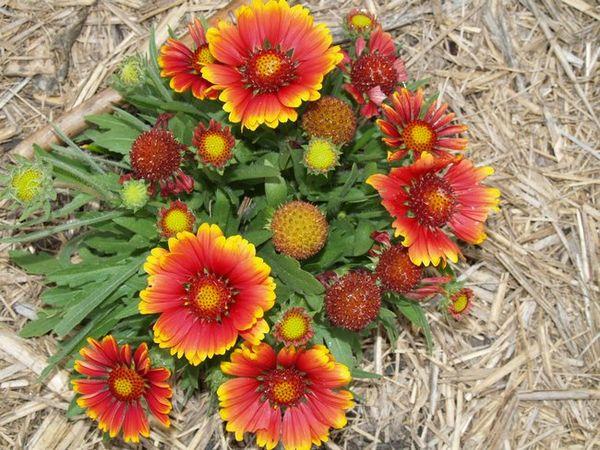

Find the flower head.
[
  {"left": 120, "top": 179, "right": 149, "bottom": 211},
  {"left": 139, "top": 223, "right": 276, "bottom": 365},
  {"left": 325, "top": 271, "right": 381, "bottom": 331},
  {"left": 218, "top": 342, "right": 354, "bottom": 450},
  {"left": 202, "top": 0, "right": 343, "bottom": 130},
  {"left": 72, "top": 336, "right": 172, "bottom": 443},
  {"left": 157, "top": 200, "right": 195, "bottom": 238},
  {"left": 270, "top": 200, "right": 328, "bottom": 260},
  {"left": 10, "top": 164, "right": 48, "bottom": 203},
  {"left": 193, "top": 119, "right": 235, "bottom": 169},
  {"left": 129, "top": 128, "right": 193, "bottom": 197},
  {"left": 117, "top": 55, "right": 145, "bottom": 88},
  {"left": 273, "top": 307, "right": 314, "bottom": 347},
  {"left": 344, "top": 27, "right": 407, "bottom": 117},
  {"left": 448, "top": 288, "right": 473, "bottom": 319},
  {"left": 158, "top": 18, "right": 217, "bottom": 100},
  {"left": 301, "top": 96, "right": 356, "bottom": 145},
  {"left": 367, "top": 152, "right": 500, "bottom": 266},
  {"left": 345, "top": 9, "right": 378, "bottom": 36},
  {"left": 378, "top": 88, "right": 468, "bottom": 161},
  {"left": 303, "top": 138, "right": 340, "bottom": 175}
]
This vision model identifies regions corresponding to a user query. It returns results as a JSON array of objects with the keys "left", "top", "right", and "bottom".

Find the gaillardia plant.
[{"left": 3, "top": 1, "right": 500, "bottom": 447}]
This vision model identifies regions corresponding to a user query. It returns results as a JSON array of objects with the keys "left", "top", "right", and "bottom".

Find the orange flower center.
[
  {"left": 402, "top": 120, "right": 435, "bottom": 154},
  {"left": 408, "top": 174, "right": 456, "bottom": 227},
  {"left": 263, "top": 368, "right": 306, "bottom": 407},
  {"left": 375, "top": 245, "right": 423, "bottom": 293},
  {"left": 108, "top": 366, "right": 145, "bottom": 401},
  {"left": 162, "top": 208, "right": 193, "bottom": 236},
  {"left": 188, "top": 274, "right": 233, "bottom": 321},
  {"left": 199, "top": 133, "right": 228, "bottom": 158},
  {"left": 193, "top": 44, "right": 215, "bottom": 72},
  {"left": 243, "top": 49, "right": 297, "bottom": 94},
  {"left": 351, "top": 53, "right": 397, "bottom": 95}
]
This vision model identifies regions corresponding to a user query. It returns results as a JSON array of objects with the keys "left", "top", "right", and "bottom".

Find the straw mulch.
[{"left": 1, "top": 0, "right": 598, "bottom": 448}]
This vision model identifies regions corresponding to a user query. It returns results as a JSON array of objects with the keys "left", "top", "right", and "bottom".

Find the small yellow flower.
[
  {"left": 303, "top": 138, "right": 340, "bottom": 175},
  {"left": 157, "top": 201, "right": 195, "bottom": 238}
]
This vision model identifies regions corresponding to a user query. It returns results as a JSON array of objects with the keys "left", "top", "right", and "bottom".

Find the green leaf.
[
  {"left": 378, "top": 307, "right": 399, "bottom": 343},
  {"left": 243, "top": 229, "right": 271, "bottom": 247},
  {"left": 352, "top": 368, "right": 382, "bottom": 379},
  {"left": 353, "top": 220, "right": 374, "bottom": 256},
  {"left": 9, "top": 250, "right": 66, "bottom": 275},
  {"left": 211, "top": 189, "right": 231, "bottom": 228},
  {"left": 396, "top": 298, "right": 434, "bottom": 352},
  {"left": 261, "top": 246, "right": 324, "bottom": 296},
  {"left": 316, "top": 325, "right": 356, "bottom": 369},
  {"left": 1, "top": 211, "right": 124, "bottom": 244},
  {"left": 20, "top": 313, "right": 61, "bottom": 338},
  {"left": 66, "top": 395, "right": 85, "bottom": 418},
  {"left": 265, "top": 176, "right": 288, "bottom": 206},
  {"left": 112, "top": 216, "right": 157, "bottom": 240},
  {"left": 225, "top": 164, "right": 281, "bottom": 182},
  {"left": 53, "top": 256, "right": 144, "bottom": 337}
]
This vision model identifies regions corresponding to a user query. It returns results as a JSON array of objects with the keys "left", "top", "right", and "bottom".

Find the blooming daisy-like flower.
[
  {"left": 218, "top": 342, "right": 354, "bottom": 450},
  {"left": 139, "top": 223, "right": 276, "bottom": 365},
  {"left": 201, "top": 0, "right": 343, "bottom": 131},
  {"left": 158, "top": 18, "right": 217, "bottom": 100},
  {"left": 129, "top": 128, "right": 193, "bottom": 197},
  {"left": 270, "top": 200, "right": 329, "bottom": 260},
  {"left": 343, "top": 26, "right": 407, "bottom": 117},
  {"left": 72, "top": 336, "right": 172, "bottom": 443},
  {"left": 448, "top": 288, "right": 474, "bottom": 319},
  {"left": 378, "top": 88, "right": 468, "bottom": 161},
  {"left": 374, "top": 244, "right": 450, "bottom": 300},
  {"left": 192, "top": 119, "right": 235, "bottom": 168},
  {"left": 273, "top": 307, "right": 314, "bottom": 347},
  {"left": 345, "top": 9, "right": 378, "bottom": 36},
  {"left": 303, "top": 138, "right": 340, "bottom": 175},
  {"left": 157, "top": 200, "right": 195, "bottom": 238},
  {"left": 367, "top": 152, "right": 500, "bottom": 266},
  {"left": 301, "top": 96, "right": 356, "bottom": 145},
  {"left": 325, "top": 271, "right": 381, "bottom": 331}
]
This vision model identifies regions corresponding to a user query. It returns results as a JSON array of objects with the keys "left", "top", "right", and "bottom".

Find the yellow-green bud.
[{"left": 121, "top": 179, "right": 148, "bottom": 211}]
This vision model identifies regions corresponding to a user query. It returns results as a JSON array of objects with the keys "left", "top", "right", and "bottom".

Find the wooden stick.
[{"left": 11, "top": 0, "right": 245, "bottom": 159}]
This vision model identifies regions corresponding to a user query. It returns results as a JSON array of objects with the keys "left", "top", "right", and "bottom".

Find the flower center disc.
[
  {"left": 409, "top": 174, "right": 456, "bottom": 227},
  {"left": 244, "top": 49, "right": 296, "bottom": 93},
  {"left": 402, "top": 120, "right": 435, "bottom": 154},
  {"left": 108, "top": 366, "right": 145, "bottom": 401},
  {"left": 351, "top": 53, "right": 397, "bottom": 95},
  {"left": 202, "top": 134, "right": 228, "bottom": 158},
  {"left": 280, "top": 315, "right": 308, "bottom": 341},
  {"left": 305, "top": 140, "right": 337, "bottom": 171},
  {"left": 453, "top": 294, "right": 468, "bottom": 312},
  {"left": 164, "top": 209, "right": 192, "bottom": 234},
  {"left": 193, "top": 44, "right": 215, "bottom": 72},
  {"left": 188, "top": 274, "right": 233, "bottom": 321},
  {"left": 264, "top": 368, "right": 305, "bottom": 407},
  {"left": 350, "top": 14, "right": 373, "bottom": 29},
  {"left": 12, "top": 169, "right": 43, "bottom": 202}
]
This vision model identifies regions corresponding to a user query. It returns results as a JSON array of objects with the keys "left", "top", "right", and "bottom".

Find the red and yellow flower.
[
  {"left": 193, "top": 119, "right": 235, "bottom": 168},
  {"left": 72, "top": 336, "right": 172, "bottom": 443},
  {"left": 448, "top": 288, "right": 474, "bottom": 319},
  {"left": 157, "top": 200, "right": 195, "bottom": 238},
  {"left": 158, "top": 18, "right": 218, "bottom": 100},
  {"left": 201, "top": 0, "right": 343, "bottom": 130},
  {"left": 273, "top": 307, "right": 314, "bottom": 347},
  {"left": 218, "top": 342, "right": 354, "bottom": 450},
  {"left": 139, "top": 223, "right": 276, "bottom": 365},
  {"left": 325, "top": 271, "right": 381, "bottom": 331},
  {"left": 343, "top": 26, "right": 407, "bottom": 117},
  {"left": 378, "top": 88, "right": 468, "bottom": 161},
  {"left": 367, "top": 152, "right": 500, "bottom": 267}
]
